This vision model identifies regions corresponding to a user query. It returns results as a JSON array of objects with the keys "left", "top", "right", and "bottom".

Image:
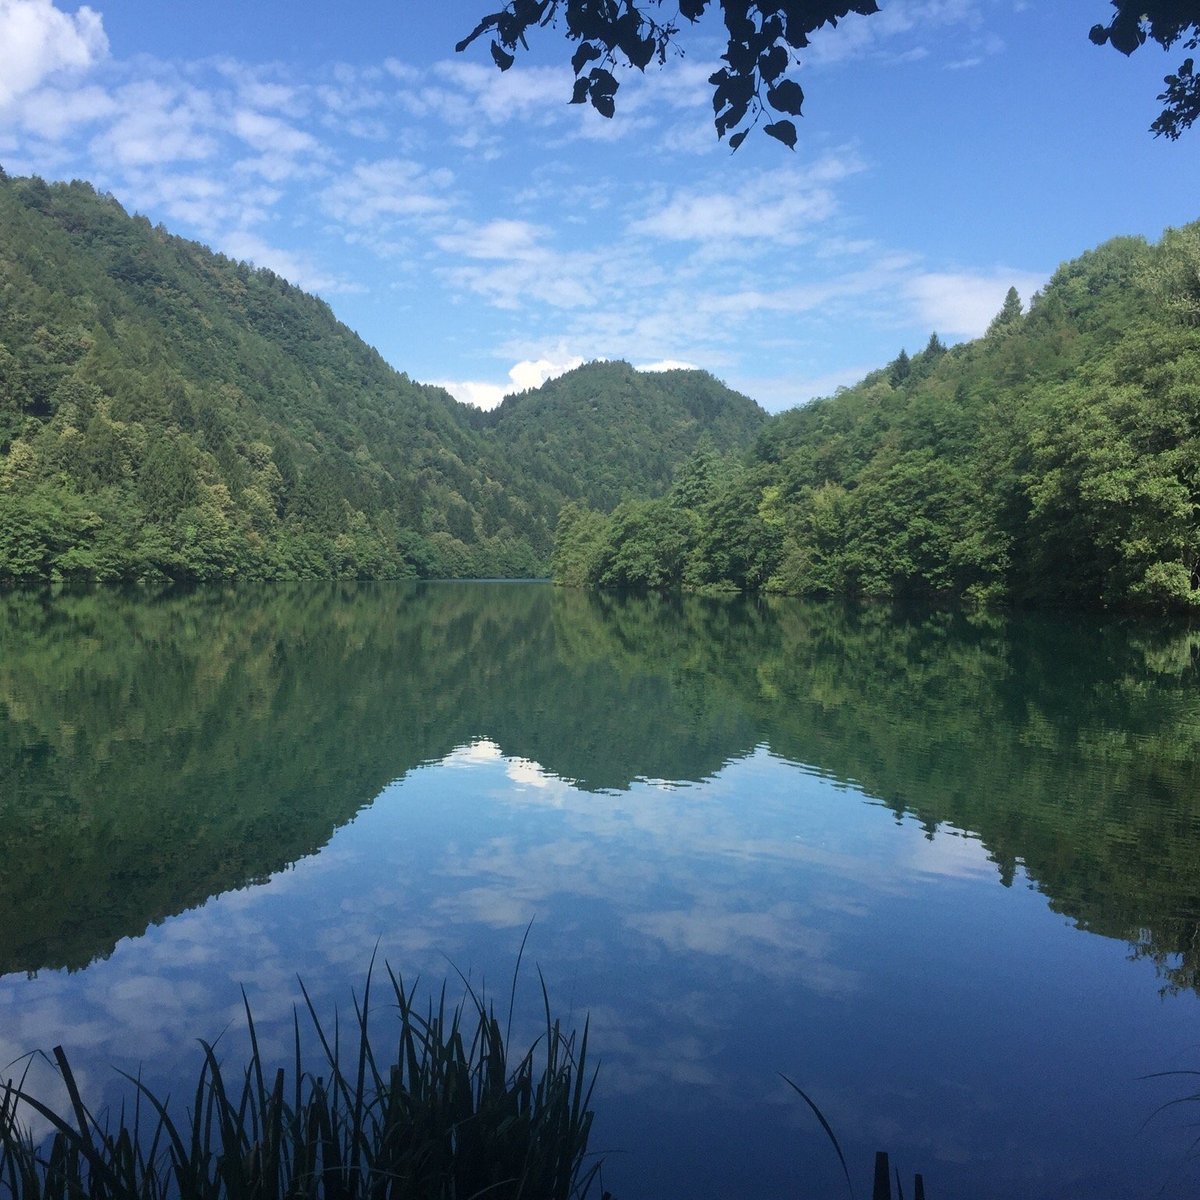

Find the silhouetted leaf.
[
  {"left": 589, "top": 67, "right": 618, "bottom": 98},
  {"left": 715, "top": 97, "right": 749, "bottom": 137},
  {"left": 628, "top": 32, "right": 656, "bottom": 69},
  {"left": 764, "top": 118, "right": 797, "bottom": 148},
  {"left": 728, "top": 128, "right": 748, "bottom": 151},
  {"left": 767, "top": 78, "right": 804, "bottom": 115},
  {"left": 571, "top": 41, "right": 602, "bottom": 73},
  {"left": 490, "top": 40, "right": 515, "bottom": 70},
  {"left": 759, "top": 43, "right": 788, "bottom": 83}
]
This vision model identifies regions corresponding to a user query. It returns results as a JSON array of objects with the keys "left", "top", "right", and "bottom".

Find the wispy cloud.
[
  {"left": 905, "top": 267, "right": 1048, "bottom": 337},
  {"left": 89, "top": 80, "right": 219, "bottom": 166},
  {"left": 0, "top": 0, "right": 107, "bottom": 106},
  {"left": 632, "top": 154, "right": 864, "bottom": 246},
  {"left": 321, "top": 158, "right": 455, "bottom": 226}
]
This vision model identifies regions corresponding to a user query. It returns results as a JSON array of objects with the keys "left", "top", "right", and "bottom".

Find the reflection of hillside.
[
  {"left": 750, "top": 604, "right": 1200, "bottom": 993},
  {"left": 3, "top": 585, "right": 1200, "bottom": 991},
  {"left": 0, "top": 584, "right": 755, "bottom": 976}
]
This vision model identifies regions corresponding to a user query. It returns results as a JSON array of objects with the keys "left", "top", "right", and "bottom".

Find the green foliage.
[
  {"left": 598, "top": 497, "right": 697, "bottom": 590},
  {"left": 480, "top": 361, "right": 765, "bottom": 518},
  {"left": 0, "top": 173, "right": 763, "bottom": 589},
  {"left": 557, "top": 223, "right": 1200, "bottom": 612}
]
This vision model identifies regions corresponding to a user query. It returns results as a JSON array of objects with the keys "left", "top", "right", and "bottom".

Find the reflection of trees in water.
[{"left": 2, "top": 584, "right": 1199, "bottom": 990}]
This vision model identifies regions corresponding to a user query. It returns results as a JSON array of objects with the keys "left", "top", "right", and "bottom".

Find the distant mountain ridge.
[{"left": 0, "top": 168, "right": 766, "bottom": 587}]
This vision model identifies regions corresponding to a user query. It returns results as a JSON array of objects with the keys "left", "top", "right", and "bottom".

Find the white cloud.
[
  {"left": 220, "top": 230, "right": 348, "bottom": 294},
  {"left": 321, "top": 157, "right": 454, "bottom": 227},
  {"left": 436, "top": 217, "right": 543, "bottom": 260},
  {"left": 439, "top": 380, "right": 509, "bottom": 409},
  {"left": 632, "top": 156, "right": 863, "bottom": 246},
  {"left": 233, "top": 109, "right": 319, "bottom": 156},
  {"left": 11, "top": 82, "right": 115, "bottom": 137},
  {"left": 420, "top": 60, "right": 571, "bottom": 128},
  {"left": 0, "top": 0, "right": 107, "bottom": 106},
  {"left": 805, "top": 0, "right": 985, "bottom": 67},
  {"left": 436, "top": 219, "right": 600, "bottom": 310},
  {"left": 90, "top": 80, "right": 219, "bottom": 166},
  {"left": 905, "top": 268, "right": 1048, "bottom": 337},
  {"left": 437, "top": 352, "right": 586, "bottom": 410},
  {"left": 636, "top": 359, "right": 699, "bottom": 373}
]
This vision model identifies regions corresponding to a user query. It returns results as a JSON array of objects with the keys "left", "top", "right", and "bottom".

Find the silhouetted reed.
[{"left": 0, "top": 960, "right": 601, "bottom": 1200}]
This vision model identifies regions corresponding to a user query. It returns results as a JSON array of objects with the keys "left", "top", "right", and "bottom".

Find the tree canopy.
[
  {"left": 550, "top": 224, "right": 1200, "bottom": 612},
  {"left": 0, "top": 172, "right": 764, "bottom": 589},
  {"left": 458, "top": 1, "right": 1200, "bottom": 146}
]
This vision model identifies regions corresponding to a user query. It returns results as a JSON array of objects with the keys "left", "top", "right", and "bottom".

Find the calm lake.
[{"left": 3, "top": 581, "right": 1200, "bottom": 1198}]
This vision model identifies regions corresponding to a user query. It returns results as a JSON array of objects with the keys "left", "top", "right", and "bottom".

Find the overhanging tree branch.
[
  {"left": 456, "top": 1, "right": 879, "bottom": 148},
  {"left": 1089, "top": 1, "right": 1200, "bottom": 138},
  {"left": 458, "top": 2, "right": 1200, "bottom": 146}
]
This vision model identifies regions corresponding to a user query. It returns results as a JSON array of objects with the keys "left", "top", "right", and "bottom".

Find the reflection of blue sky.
[{"left": 3, "top": 741, "right": 1199, "bottom": 1198}]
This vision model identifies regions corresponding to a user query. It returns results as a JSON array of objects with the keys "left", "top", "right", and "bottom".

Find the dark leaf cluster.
[
  {"left": 457, "top": 0, "right": 878, "bottom": 146},
  {"left": 1089, "top": 0, "right": 1200, "bottom": 137}
]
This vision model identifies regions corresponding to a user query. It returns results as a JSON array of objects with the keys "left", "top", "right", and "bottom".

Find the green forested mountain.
[
  {"left": 555, "top": 225, "right": 1200, "bottom": 610},
  {"left": 480, "top": 360, "right": 765, "bottom": 512},
  {"left": 6, "top": 166, "right": 1195, "bottom": 609},
  {"left": 0, "top": 170, "right": 764, "bottom": 588}
]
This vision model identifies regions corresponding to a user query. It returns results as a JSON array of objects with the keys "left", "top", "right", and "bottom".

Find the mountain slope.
[
  {"left": 552, "top": 225, "right": 1200, "bottom": 610},
  {"left": 481, "top": 360, "right": 766, "bottom": 513},
  {"left": 0, "top": 170, "right": 765, "bottom": 587}
]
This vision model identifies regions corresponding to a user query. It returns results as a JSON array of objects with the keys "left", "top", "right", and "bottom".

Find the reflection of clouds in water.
[
  {"left": 903, "top": 826, "right": 996, "bottom": 883},
  {"left": 0, "top": 737, "right": 1075, "bottom": 1194},
  {"left": 441, "top": 738, "right": 503, "bottom": 768},
  {"left": 403, "top": 744, "right": 901, "bottom": 994},
  {"left": 626, "top": 905, "right": 859, "bottom": 996},
  {"left": 505, "top": 757, "right": 572, "bottom": 803},
  {"left": 436, "top": 886, "right": 538, "bottom": 930}
]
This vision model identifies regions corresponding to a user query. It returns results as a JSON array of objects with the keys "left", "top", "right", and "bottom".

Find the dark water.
[{"left": 3, "top": 582, "right": 1200, "bottom": 1198}]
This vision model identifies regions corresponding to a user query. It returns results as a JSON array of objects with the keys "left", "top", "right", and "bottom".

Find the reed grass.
[{"left": 0, "top": 959, "right": 603, "bottom": 1200}]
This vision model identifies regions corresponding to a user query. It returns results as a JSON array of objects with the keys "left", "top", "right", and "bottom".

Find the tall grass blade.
[{"left": 780, "top": 1074, "right": 854, "bottom": 1200}]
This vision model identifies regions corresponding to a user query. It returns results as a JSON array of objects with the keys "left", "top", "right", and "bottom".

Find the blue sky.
[{"left": 1, "top": 1, "right": 1199, "bottom": 412}]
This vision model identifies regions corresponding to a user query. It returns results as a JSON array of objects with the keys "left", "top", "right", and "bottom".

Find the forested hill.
[
  {"left": 0, "top": 170, "right": 765, "bottom": 587},
  {"left": 555, "top": 224, "right": 1200, "bottom": 610},
  {"left": 480, "top": 361, "right": 765, "bottom": 513}
]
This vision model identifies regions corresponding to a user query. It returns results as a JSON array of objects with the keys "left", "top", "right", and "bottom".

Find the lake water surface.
[{"left": 3, "top": 582, "right": 1200, "bottom": 1199}]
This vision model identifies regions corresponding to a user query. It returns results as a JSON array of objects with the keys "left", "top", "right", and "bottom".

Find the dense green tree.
[
  {"left": 554, "top": 222, "right": 1200, "bottom": 612},
  {"left": 0, "top": 172, "right": 762, "bottom": 589},
  {"left": 598, "top": 497, "right": 698, "bottom": 590},
  {"left": 986, "top": 286, "right": 1024, "bottom": 337}
]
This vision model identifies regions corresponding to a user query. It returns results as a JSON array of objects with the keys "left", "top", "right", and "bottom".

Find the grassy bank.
[{"left": 0, "top": 962, "right": 601, "bottom": 1200}]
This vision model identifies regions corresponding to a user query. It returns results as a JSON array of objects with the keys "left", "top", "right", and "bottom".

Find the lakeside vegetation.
[
  {"left": 0, "top": 964, "right": 602, "bottom": 1200},
  {"left": 4, "top": 168, "right": 1200, "bottom": 611},
  {"left": 0, "top": 169, "right": 763, "bottom": 588},
  {"left": 553, "top": 226, "right": 1200, "bottom": 610}
]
